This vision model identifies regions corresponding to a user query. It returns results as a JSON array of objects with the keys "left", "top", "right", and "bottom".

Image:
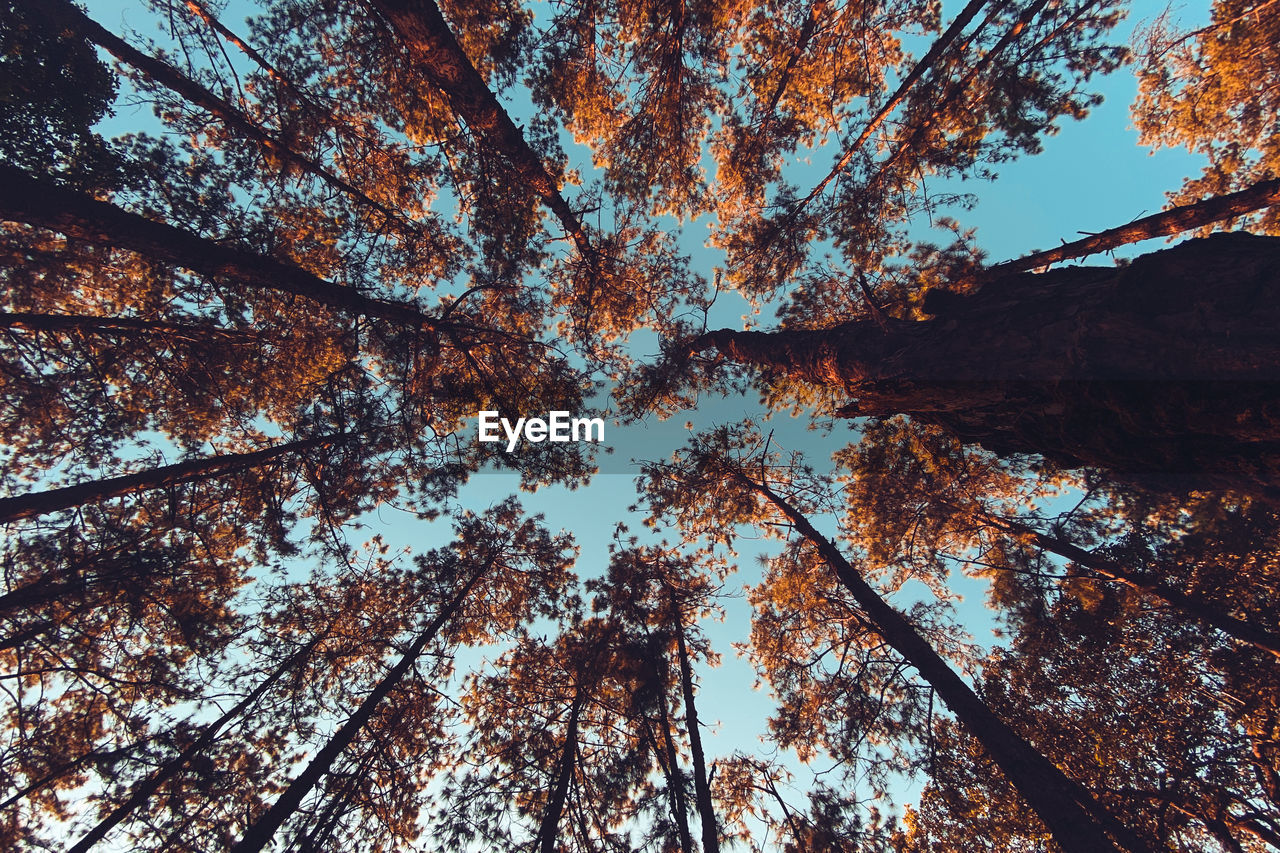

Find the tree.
[
  {"left": 5, "top": 0, "right": 1280, "bottom": 850},
  {"left": 639, "top": 426, "right": 1152, "bottom": 853},
  {"left": 1134, "top": 0, "right": 1280, "bottom": 234},
  {"left": 588, "top": 544, "right": 730, "bottom": 853},
  {"left": 229, "top": 500, "right": 575, "bottom": 852},
  {"left": 0, "top": 0, "right": 119, "bottom": 185},
  {"left": 903, "top": 530, "right": 1280, "bottom": 852},
  {"left": 687, "top": 232, "right": 1280, "bottom": 499}
]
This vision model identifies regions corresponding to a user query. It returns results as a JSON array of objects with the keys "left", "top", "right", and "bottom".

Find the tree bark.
[
  {"left": 740, "top": 473, "right": 1150, "bottom": 853},
  {"left": 693, "top": 233, "right": 1280, "bottom": 497},
  {"left": 0, "top": 435, "right": 326, "bottom": 525},
  {"left": 67, "top": 635, "right": 324, "bottom": 853},
  {"left": 675, "top": 624, "right": 719, "bottom": 853},
  {"left": 0, "top": 164, "right": 439, "bottom": 330},
  {"left": 229, "top": 558, "right": 492, "bottom": 853},
  {"left": 651, "top": 663, "right": 695, "bottom": 853}
]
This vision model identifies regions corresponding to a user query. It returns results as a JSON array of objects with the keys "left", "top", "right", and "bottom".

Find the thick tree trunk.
[
  {"left": 742, "top": 474, "right": 1150, "bottom": 853},
  {"left": 230, "top": 559, "right": 492, "bottom": 853},
  {"left": 537, "top": 687, "right": 586, "bottom": 853},
  {"left": 676, "top": 625, "right": 719, "bottom": 853},
  {"left": 694, "top": 233, "right": 1280, "bottom": 497},
  {"left": 986, "top": 514, "right": 1280, "bottom": 660},
  {"left": 67, "top": 635, "right": 324, "bottom": 853},
  {"left": 0, "top": 436, "right": 325, "bottom": 525},
  {"left": 0, "top": 164, "right": 438, "bottom": 330}
]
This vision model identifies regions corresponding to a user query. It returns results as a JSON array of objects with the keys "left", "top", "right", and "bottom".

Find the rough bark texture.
[
  {"left": 694, "top": 233, "right": 1280, "bottom": 496},
  {"left": 744, "top": 476, "right": 1148, "bottom": 853}
]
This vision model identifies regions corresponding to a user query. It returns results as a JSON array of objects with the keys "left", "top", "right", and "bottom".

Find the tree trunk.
[
  {"left": 0, "top": 164, "right": 438, "bottom": 330},
  {"left": 798, "top": 0, "right": 990, "bottom": 209},
  {"left": 67, "top": 635, "right": 324, "bottom": 853},
  {"left": 364, "top": 0, "right": 592, "bottom": 258},
  {"left": 988, "top": 177, "right": 1280, "bottom": 274},
  {"left": 180, "top": 0, "right": 311, "bottom": 108},
  {"left": 986, "top": 513, "right": 1280, "bottom": 660},
  {"left": 0, "top": 311, "right": 253, "bottom": 342},
  {"left": 694, "top": 233, "right": 1280, "bottom": 498},
  {"left": 0, "top": 436, "right": 325, "bottom": 525},
  {"left": 676, "top": 625, "right": 719, "bottom": 853},
  {"left": 229, "top": 559, "right": 491, "bottom": 853},
  {"left": 652, "top": 671, "right": 695, "bottom": 853},
  {"left": 49, "top": 2, "right": 409, "bottom": 227},
  {"left": 741, "top": 473, "right": 1151, "bottom": 853},
  {"left": 536, "top": 687, "right": 586, "bottom": 853},
  {"left": 0, "top": 553, "right": 139, "bottom": 616}
]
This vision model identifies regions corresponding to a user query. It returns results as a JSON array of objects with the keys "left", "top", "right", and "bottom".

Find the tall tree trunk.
[
  {"left": 180, "top": 0, "right": 312, "bottom": 108},
  {"left": 47, "top": 2, "right": 410, "bottom": 228},
  {"left": 641, "top": 636, "right": 694, "bottom": 853},
  {"left": 693, "top": 234, "right": 1280, "bottom": 498},
  {"left": 536, "top": 687, "right": 586, "bottom": 853},
  {"left": 0, "top": 553, "right": 138, "bottom": 616},
  {"left": 229, "top": 559, "right": 492, "bottom": 853},
  {"left": 675, "top": 624, "right": 719, "bottom": 853},
  {"left": 364, "top": 0, "right": 592, "bottom": 259},
  {"left": 652, "top": 678, "right": 695, "bottom": 853},
  {"left": 0, "top": 164, "right": 439, "bottom": 330},
  {"left": 67, "top": 635, "right": 325, "bottom": 853},
  {"left": 0, "top": 311, "right": 253, "bottom": 342},
  {"left": 989, "top": 177, "right": 1280, "bottom": 274},
  {"left": 0, "top": 740, "right": 143, "bottom": 813},
  {"left": 740, "top": 473, "right": 1150, "bottom": 853},
  {"left": 797, "top": 0, "right": 990, "bottom": 209},
  {"left": 985, "top": 513, "right": 1280, "bottom": 659},
  {"left": 0, "top": 435, "right": 326, "bottom": 525}
]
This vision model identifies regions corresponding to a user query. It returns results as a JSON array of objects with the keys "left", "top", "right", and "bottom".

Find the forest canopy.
[{"left": 2, "top": 0, "right": 1280, "bottom": 850}]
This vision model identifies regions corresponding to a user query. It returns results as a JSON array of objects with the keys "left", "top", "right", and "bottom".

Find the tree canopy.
[{"left": 2, "top": 0, "right": 1279, "bottom": 850}]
